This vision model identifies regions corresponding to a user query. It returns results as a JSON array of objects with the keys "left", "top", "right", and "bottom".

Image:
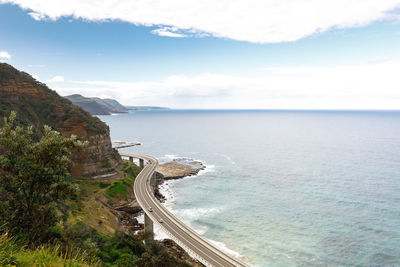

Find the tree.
[
  {"left": 0, "top": 111, "right": 87, "bottom": 242},
  {"left": 134, "top": 242, "right": 189, "bottom": 267}
]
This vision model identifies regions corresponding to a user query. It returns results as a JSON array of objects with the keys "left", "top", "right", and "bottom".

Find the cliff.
[{"left": 0, "top": 63, "right": 120, "bottom": 177}]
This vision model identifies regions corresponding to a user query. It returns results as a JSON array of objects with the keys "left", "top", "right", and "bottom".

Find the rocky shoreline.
[
  {"left": 153, "top": 158, "right": 206, "bottom": 202},
  {"left": 113, "top": 157, "right": 207, "bottom": 266}
]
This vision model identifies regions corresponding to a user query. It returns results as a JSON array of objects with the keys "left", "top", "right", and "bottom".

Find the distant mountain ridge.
[
  {"left": 125, "top": 105, "right": 169, "bottom": 111},
  {"left": 65, "top": 94, "right": 168, "bottom": 115},
  {"left": 65, "top": 94, "right": 129, "bottom": 115}
]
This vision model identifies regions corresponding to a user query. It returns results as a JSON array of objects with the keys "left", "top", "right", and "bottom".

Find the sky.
[{"left": 1, "top": 0, "right": 400, "bottom": 109}]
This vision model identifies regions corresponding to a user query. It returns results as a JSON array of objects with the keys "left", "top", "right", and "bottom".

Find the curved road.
[{"left": 121, "top": 153, "right": 247, "bottom": 267}]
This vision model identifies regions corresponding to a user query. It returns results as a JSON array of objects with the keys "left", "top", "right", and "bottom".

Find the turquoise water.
[{"left": 99, "top": 110, "right": 400, "bottom": 266}]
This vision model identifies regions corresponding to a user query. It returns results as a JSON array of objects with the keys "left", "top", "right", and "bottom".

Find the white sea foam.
[
  {"left": 155, "top": 156, "right": 247, "bottom": 262},
  {"left": 158, "top": 181, "right": 176, "bottom": 208},
  {"left": 174, "top": 207, "right": 223, "bottom": 221},
  {"left": 135, "top": 212, "right": 170, "bottom": 240},
  {"left": 197, "top": 164, "right": 216, "bottom": 176},
  {"left": 136, "top": 213, "right": 144, "bottom": 224},
  {"left": 208, "top": 239, "right": 243, "bottom": 259},
  {"left": 164, "top": 154, "right": 179, "bottom": 161},
  {"left": 159, "top": 181, "right": 248, "bottom": 261},
  {"left": 154, "top": 222, "right": 170, "bottom": 240}
]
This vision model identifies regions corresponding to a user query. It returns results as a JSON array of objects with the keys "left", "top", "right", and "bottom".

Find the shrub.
[{"left": 0, "top": 111, "right": 87, "bottom": 242}]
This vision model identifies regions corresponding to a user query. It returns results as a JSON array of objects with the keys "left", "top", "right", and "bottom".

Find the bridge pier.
[
  {"left": 150, "top": 172, "right": 157, "bottom": 187},
  {"left": 144, "top": 212, "right": 154, "bottom": 243},
  {"left": 129, "top": 156, "right": 133, "bottom": 162},
  {"left": 139, "top": 158, "right": 144, "bottom": 169}
]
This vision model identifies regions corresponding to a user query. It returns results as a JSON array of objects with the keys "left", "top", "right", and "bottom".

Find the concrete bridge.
[{"left": 120, "top": 152, "right": 247, "bottom": 267}]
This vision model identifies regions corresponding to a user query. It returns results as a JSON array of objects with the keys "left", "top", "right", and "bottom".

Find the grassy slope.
[
  {"left": 0, "top": 160, "right": 190, "bottom": 267},
  {"left": 65, "top": 160, "right": 190, "bottom": 266},
  {"left": 69, "top": 160, "right": 142, "bottom": 235},
  {"left": 0, "top": 231, "right": 98, "bottom": 266}
]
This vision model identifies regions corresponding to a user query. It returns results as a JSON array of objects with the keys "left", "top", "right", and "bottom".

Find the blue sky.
[{"left": 1, "top": 1, "right": 400, "bottom": 109}]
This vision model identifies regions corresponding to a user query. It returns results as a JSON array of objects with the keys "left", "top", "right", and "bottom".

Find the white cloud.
[
  {"left": 151, "top": 27, "right": 187, "bottom": 38},
  {"left": 0, "top": 51, "right": 11, "bottom": 60},
  {"left": 55, "top": 60, "right": 400, "bottom": 110},
  {"left": 32, "top": 74, "right": 40, "bottom": 81},
  {"left": 28, "top": 11, "right": 47, "bottom": 21},
  {"left": 46, "top": 75, "right": 64, "bottom": 83},
  {"left": 2, "top": 0, "right": 400, "bottom": 43}
]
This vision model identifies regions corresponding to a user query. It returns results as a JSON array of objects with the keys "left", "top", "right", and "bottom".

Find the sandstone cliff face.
[
  {"left": 60, "top": 118, "right": 119, "bottom": 177},
  {"left": 0, "top": 63, "right": 120, "bottom": 177}
]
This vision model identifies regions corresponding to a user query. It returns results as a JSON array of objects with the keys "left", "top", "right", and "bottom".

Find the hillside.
[
  {"left": 0, "top": 157, "right": 195, "bottom": 266},
  {"left": 66, "top": 94, "right": 169, "bottom": 115},
  {"left": 65, "top": 94, "right": 129, "bottom": 115},
  {"left": 103, "top": 98, "right": 129, "bottom": 112},
  {"left": 0, "top": 63, "right": 119, "bottom": 177}
]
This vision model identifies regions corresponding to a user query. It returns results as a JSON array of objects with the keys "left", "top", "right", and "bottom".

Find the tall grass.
[{"left": 0, "top": 231, "right": 100, "bottom": 266}]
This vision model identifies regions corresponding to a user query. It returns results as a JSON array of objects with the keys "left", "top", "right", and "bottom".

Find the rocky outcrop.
[
  {"left": 156, "top": 158, "right": 206, "bottom": 179},
  {"left": 0, "top": 63, "right": 120, "bottom": 177},
  {"left": 154, "top": 158, "right": 206, "bottom": 203},
  {"left": 68, "top": 131, "right": 120, "bottom": 177}
]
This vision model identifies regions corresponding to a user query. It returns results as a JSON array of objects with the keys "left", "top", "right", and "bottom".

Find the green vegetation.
[
  {"left": 59, "top": 222, "right": 142, "bottom": 266},
  {"left": 1, "top": 222, "right": 190, "bottom": 267},
  {"left": 0, "top": 62, "right": 47, "bottom": 86},
  {"left": 99, "top": 182, "right": 111, "bottom": 188},
  {"left": 101, "top": 162, "right": 112, "bottom": 169},
  {"left": 0, "top": 231, "right": 98, "bottom": 266},
  {"left": 70, "top": 160, "right": 140, "bottom": 208},
  {"left": 105, "top": 180, "right": 127, "bottom": 199},
  {"left": 0, "top": 111, "right": 86, "bottom": 242},
  {"left": 121, "top": 160, "right": 142, "bottom": 178},
  {"left": 0, "top": 111, "right": 192, "bottom": 266},
  {"left": 104, "top": 161, "right": 140, "bottom": 203},
  {"left": 67, "top": 178, "right": 108, "bottom": 215}
]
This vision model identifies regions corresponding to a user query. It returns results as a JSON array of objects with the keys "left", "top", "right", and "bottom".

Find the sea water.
[{"left": 99, "top": 110, "right": 400, "bottom": 266}]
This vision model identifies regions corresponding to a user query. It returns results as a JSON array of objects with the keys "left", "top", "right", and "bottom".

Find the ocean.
[{"left": 99, "top": 110, "right": 400, "bottom": 266}]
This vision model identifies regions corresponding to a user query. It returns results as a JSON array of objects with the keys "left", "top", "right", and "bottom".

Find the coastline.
[{"left": 148, "top": 156, "right": 247, "bottom": 264}]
